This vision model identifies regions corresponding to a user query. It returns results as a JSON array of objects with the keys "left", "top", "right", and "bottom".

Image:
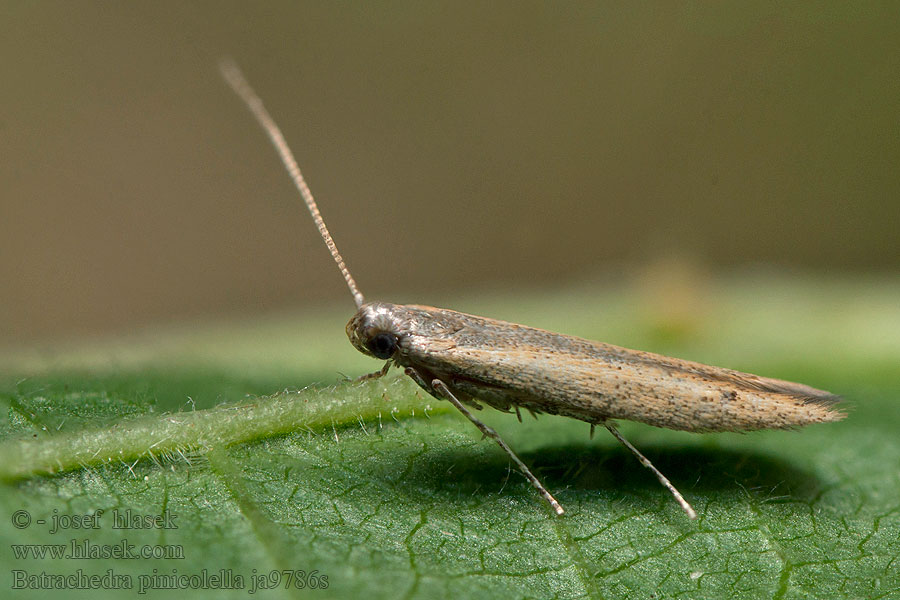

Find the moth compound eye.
[{"left": 367, "top": 332, "right": 398, "bottom": 359}]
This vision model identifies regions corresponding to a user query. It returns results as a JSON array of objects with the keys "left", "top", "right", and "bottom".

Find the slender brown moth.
[{"left": 219, "top": 60, "right": 844, "bottom": 519}]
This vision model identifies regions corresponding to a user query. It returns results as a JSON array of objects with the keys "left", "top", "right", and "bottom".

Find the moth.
[{"left": 220, "top": 60, "right": 844, "bottom": 519}]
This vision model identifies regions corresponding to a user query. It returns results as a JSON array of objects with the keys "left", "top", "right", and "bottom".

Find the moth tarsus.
[{"left": 220, "top": 59, "right": 844, "bottom": 520}]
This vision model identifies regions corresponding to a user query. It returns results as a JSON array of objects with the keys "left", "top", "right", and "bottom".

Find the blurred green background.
[{"left": 1, "top": 2, "right": 898, "bottom": 345}]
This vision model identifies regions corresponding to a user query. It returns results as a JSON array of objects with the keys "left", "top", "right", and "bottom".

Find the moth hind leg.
[{"left": 602, "top": 421, "right": 697, "bottom": 520}]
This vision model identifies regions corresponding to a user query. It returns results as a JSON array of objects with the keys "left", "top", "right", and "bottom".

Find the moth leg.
[
  {"left": 603, "top": 422, "right": 698, "bottom": 520},
  {"left": 407, "top": 369, "right": 564, "bottom": 516},
  {"left": 354, "top": 361, "right": 392, "bottom": 383}
]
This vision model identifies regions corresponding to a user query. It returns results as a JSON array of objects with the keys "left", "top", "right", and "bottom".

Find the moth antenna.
[{"left": 219, "top": 58, "right": 365, "bottom": 309}]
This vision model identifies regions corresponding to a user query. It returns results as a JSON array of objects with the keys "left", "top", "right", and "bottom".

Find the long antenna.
[{"left": 219, "top": 58, "right": 366, "bottom": 309}]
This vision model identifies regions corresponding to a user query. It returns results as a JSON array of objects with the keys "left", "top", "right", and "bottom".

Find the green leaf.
[{"left": 1, "top": 277, "right": 898, "bottom": 599}]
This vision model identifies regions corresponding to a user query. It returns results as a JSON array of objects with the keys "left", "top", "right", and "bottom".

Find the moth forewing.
[
  {"left": 348, "top": 302, "right": 843, "bottom": 433},
  {"left": 221, "top": 61, "right": 844, "bottom": 521}
]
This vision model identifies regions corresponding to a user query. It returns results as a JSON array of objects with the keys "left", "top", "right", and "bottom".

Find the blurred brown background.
[{"left": 1, "top": 2, "right": 898, "bottom": 344}]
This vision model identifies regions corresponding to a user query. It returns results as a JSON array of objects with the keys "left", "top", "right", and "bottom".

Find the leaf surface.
[{"left": 1, "top": 278, "right": 898, "bottom": 599}]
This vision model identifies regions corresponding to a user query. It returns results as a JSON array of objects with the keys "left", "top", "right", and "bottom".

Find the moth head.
[{"left": 346, "top": 302, "right": 403, "bottom": 360}]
